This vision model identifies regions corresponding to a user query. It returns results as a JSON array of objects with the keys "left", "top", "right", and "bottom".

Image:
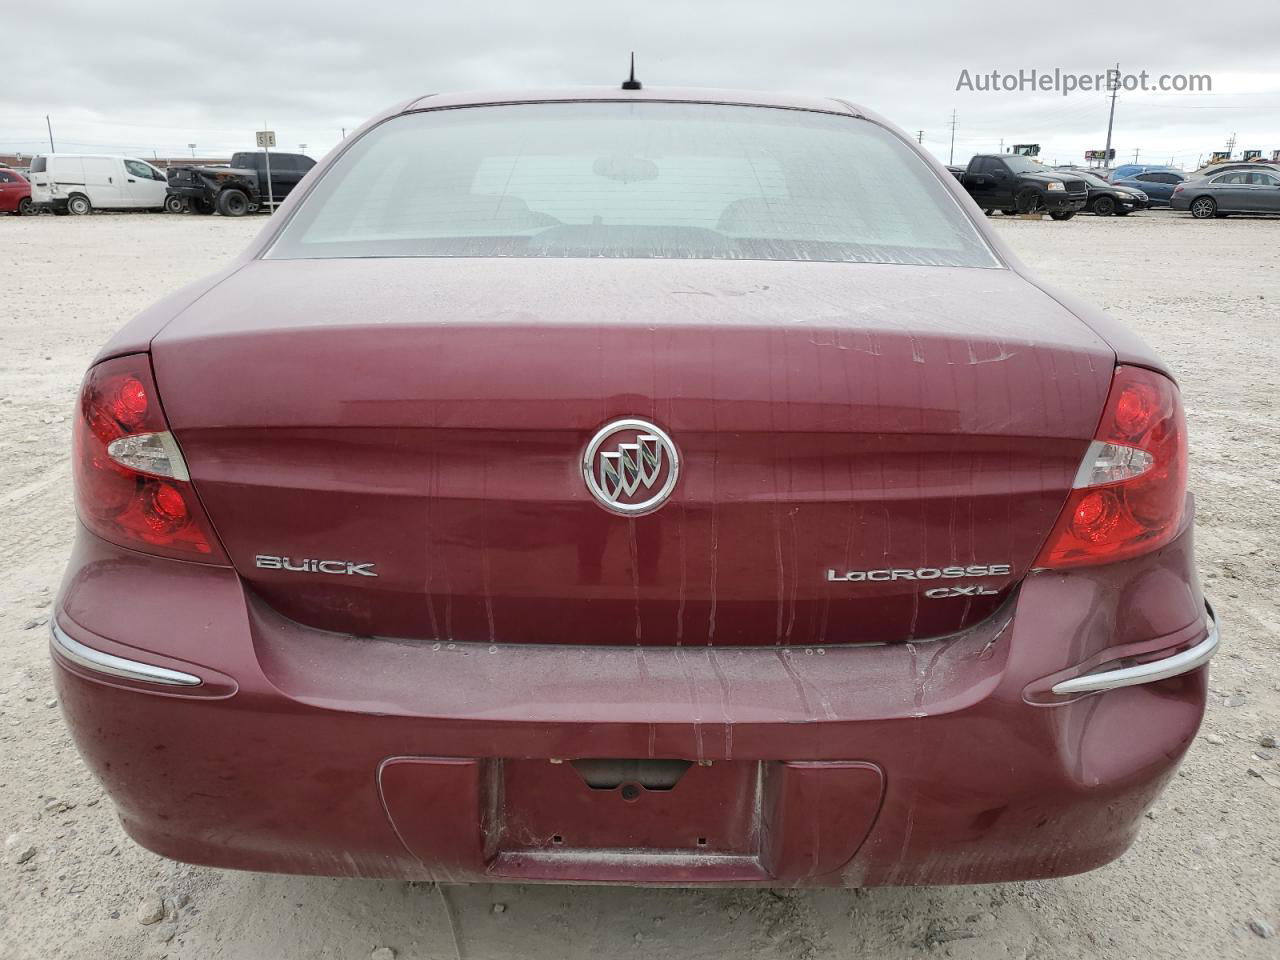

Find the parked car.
[
  {"left": 52, "top": 87, "right": 1214, "bottom": 889},
  {"left": 0, "top": 167, "right": 34, "bottom": 215},
  {"left": 1068, "top": 169, "right": 1149, "bottom": 216},
  {"left": 959, "top": 154, "right": 1089, "bottom": 219},
  {"left": 1107, "top": 163, "right": 1181, "bottom": 182},
  {"left": 165, "top": 151, "right": 315, "bottom": 216},
  {"left": 27, "top": 154, "right": 168, "bottom": 214},
  {"left": 1188, "top": 161, "right": 1280, "bottom": 180},
  {"left": 1172, "top": 168, "right": 1280, "bottom": 218},
  {"left": 1110, "top": 170, "right": 1186, "bottom": 208}
]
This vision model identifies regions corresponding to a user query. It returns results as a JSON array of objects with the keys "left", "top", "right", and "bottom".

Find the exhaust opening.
[{"left": 570, "top": 759, "right": 693, "bottom": 791}]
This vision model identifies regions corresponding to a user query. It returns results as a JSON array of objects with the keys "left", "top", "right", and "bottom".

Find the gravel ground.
[{"left": 0, "top": 210, "right": 1277, "bottom": 960}]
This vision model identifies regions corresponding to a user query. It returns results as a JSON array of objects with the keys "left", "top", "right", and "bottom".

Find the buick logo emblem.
[{"left": 583, "top": 418, "right": 680, "bottom": 516}]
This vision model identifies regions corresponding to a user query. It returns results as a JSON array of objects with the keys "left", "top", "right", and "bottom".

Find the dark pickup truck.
[
  {"left": 165, "top": 151, "right": 315, "bottom": 216},
  {"left": 959, "top": 154, "right": 1088, "bottom": 220}
]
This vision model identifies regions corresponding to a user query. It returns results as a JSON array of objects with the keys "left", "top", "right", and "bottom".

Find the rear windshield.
[{"left": 268, "top": 102, "right": 997, "bottom": 268}]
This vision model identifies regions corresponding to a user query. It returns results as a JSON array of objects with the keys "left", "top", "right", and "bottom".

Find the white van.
[{"left": 28, "top": 154, "right": 168, "bottom": 214}]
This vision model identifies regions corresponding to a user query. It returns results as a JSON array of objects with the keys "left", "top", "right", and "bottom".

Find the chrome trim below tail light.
[
  {"left": 1051, "top": 609, "right": 1219, "bottom": 696},
  {"left": 50, "top": 622, "right": 202, "bottom": 687}
]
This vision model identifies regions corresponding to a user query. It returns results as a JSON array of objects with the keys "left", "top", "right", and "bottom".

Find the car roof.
[
  {"left": 1202, "top": 162, "right": 1278, "bottom": 171},
  {"left": 1207, "top": 167, "right": 1279, "bottom": 178},
  {"left": 33, "top": 153, "right": 143, "bottom": 160},
  {"left": 403, "top": 86, "right": 866, "bottom": 117}
]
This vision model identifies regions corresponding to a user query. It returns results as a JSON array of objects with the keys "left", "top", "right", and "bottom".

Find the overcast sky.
[{"left": 4, "top": 1, "right": 1279, "bottom": 170}]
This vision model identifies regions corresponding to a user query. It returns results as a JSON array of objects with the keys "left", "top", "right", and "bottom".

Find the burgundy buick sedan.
[{"left": 53, "top": 86, "right": 1217, "bottom": 887}]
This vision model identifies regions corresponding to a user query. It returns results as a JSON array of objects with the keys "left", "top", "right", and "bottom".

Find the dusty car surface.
[{"left": 52, "top": 86, "right": 1215, "bottom": 888}]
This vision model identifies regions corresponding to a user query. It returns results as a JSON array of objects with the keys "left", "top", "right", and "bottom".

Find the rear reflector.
[
  {"left": 73, "top": 354, "right": 228, "bottom": 564},
  {"left": 105, "top": 431, "right": 191, "bottom": 480},
  {"left": 1036, "top": 365, "right": 1187, "bottom": 568}
]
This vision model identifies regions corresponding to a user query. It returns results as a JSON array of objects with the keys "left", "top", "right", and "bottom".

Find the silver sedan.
[{"left": 1172, "top": 168, "right": 1280, "bottom": 218}]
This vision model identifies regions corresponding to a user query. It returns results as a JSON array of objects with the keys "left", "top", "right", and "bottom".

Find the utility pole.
[
  {"left": 341, "top": 127, "right": 346, "bottom": 139},
  {"left": 45, "top": 115, "right": 55, "bottom": 152},
  {"left": 948, "top": 109, "right": 957, "bottom": 165},
  {"left": 999, "top": 138, "right": 1004, "bottom": 153},
  {"left": 916, "top": 129, "right": 924, "bottom": 144},
  {"left": 1103, "top": 62, "right": 1119, "bottom": 168},
  {"left": 1225, "top": 132, "right": 1236, "bottom": 157},
  {"left": 1132, "top": 149, "right": 1140, "bottom": 163}
]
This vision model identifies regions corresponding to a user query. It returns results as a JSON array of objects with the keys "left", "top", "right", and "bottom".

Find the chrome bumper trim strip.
[
  {"left": 50, "top": 622, "right": 202, "bottom": 687},
  {"left": 1051, "top": 612, "right": 1219, "bottom": 696}
]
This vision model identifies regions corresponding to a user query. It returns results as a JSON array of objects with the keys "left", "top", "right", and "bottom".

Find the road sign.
[
  {"left": 255, "top": 130, "right": 277, "bottom": 148},
  {"left": 1085, "top": 149, "right": 1116, "bottom": 161},
  {"left": 1011, "top": 143, "right": 1040, "bottom": 156}
]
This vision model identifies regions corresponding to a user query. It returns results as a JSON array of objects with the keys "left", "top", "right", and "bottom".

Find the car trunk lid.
[{"left": 151, "top": 257, "right": 1113, "bottom": 646}]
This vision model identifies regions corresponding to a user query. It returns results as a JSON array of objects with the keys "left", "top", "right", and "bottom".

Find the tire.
[
  {"left": 164, "top": 194, "right": 186, "bottom": 214},
  {"left": 1189, "top": 196, "right": 1217, "bottom": 219},
  {"left": 216, "top": 188, "right": 249, "bottom": 217},
  {"left": 17, "top": 197, "right": 35, "bottom": 216},
  {"left": 1000, "top": 209, "right": 1017, "bottom": 216},
  {"left": 1014, "top": 191, "right": 1040, "bottom": 214},
  {"left": 1049, "top": 211, "right": 1076, "bottom": 221},
  {"left": 67, "top": 194, "right": 92, "bottom": 216},
  {"left": 1092, "top": 195, "right": 1116, "bottom": 217}
]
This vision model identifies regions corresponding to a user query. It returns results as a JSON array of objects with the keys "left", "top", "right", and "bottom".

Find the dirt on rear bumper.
[{"left": 51, "top": 521, "right": 1208, "bottom": 886}]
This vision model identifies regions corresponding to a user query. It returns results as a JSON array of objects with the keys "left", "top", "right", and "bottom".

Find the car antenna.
[{"left": 622, "top": 52, "right": 642, "bottom": 90}]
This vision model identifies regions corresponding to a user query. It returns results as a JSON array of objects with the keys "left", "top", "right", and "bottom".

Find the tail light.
[
  {"left": 1036, "top": 365, "right": 1187, "bottom": 568},
  {"left": 73, "top": 354, "right": 228, "bottom": 564},
  {"left": 1173, "top": 185, "right": 1185, "bottom": 195}
]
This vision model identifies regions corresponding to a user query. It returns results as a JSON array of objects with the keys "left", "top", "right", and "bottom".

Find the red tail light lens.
[
  {"left": 1036, "top": 366, "right": 1187, "bottom": 568},
  {"left": 73, "top": 354, "right": 228, "bottom": 564}
]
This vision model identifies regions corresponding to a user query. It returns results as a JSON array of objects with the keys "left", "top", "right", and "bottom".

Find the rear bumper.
[
  {"left": 52, "top": 518, "right": 1211, "bottom": 887},
  {"left": 166, "top": 185, "right": 212, "bottom": 201}
]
